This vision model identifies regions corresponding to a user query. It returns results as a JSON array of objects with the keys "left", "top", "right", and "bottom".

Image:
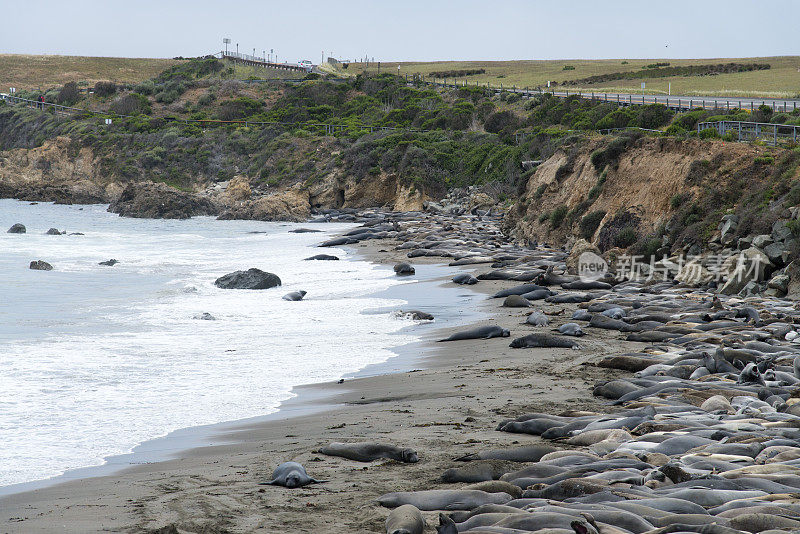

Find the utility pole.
[
  {"left": 223, "top": 38, "right": 230, "bottom": 55},
  {"left": 236, "top": 43, "right": 239, "bottom": 54}
]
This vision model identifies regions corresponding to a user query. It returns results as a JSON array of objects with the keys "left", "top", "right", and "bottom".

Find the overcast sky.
[{"left": 2, "top": 0, "right": 797, "bottom": 62}]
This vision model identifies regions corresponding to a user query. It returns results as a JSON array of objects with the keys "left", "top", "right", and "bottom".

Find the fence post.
[
  {"left": 738, "top": 122, "right": 742, "bottom": 141},
  {"left": 775, "top": 124, "right": 778, "bottom": 146}
]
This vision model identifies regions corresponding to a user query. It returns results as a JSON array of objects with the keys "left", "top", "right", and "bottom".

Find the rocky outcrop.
[
  {"left": 0, "top": 136, "right": 110, "bottom": 204},
  {"left": 214, "top": 268, "right": 281, "bottom": 290},
  {"left": 7, "top": 223, "right": 26, "bottom": 233},
  {"left": 218, "top": 187, "right": 310, "bottom": 222},
  {"left": 29, "top": 260, "right": 53, "bottom": 271},
  {"left": 108, "top": 182, "right": 219, "bottom": 219}
]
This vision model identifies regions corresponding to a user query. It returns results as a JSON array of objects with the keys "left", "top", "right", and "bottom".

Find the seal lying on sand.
[
  {"left": 526, "top": 311, "right": 549, "bottom": 326},
  {"left": 454, "top": 444, "right": 556, "bottom": 462},
  {"left": 260, "top": 461, "right": 323, "bottom": 488},
  {"left": 304, "top": 254, "right": 339, "bottom": 260},
  {"left": 377, "top": 489, "right": 513, "bottom": 510},
  {"left": 509, "top": 333, "right": 581, "bottom": 349},
  {"left": 438, "top": 325, "right": 510, "bottom": 342},
  {"left": 386, "top": 504, "right": 425, "bottom": 534},
  {"left": 453, "top": 273, "right": 479, "bottom": 285},
  {"left": 319, "top": 442, "right": 418, "bottom": 463}
]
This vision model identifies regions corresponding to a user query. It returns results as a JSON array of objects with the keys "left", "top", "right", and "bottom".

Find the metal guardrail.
[
  {"left": 220, "top": 52, "right": 311, "bottom": 73},
  {"left": 406, "top": 76, "right": 800, "bottom": 113},
  {"left": 697, "top": 120, "right": 800, "bottom": 145}
]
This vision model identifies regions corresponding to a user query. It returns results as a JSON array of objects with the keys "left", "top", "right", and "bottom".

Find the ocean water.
[{"left": 0, "top": 200, "right": 419, "bottom": 488}]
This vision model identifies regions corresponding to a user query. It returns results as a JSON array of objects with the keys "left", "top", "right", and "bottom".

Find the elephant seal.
[
  {"left": 377, "top": 489, "right": 512, "bottom": 510},
  {"left": 441, "top": 461, "right": 511, "bottom": 482},
  {"left": 601, "top": 307, "right": 626, "bottom": 319},
  {"left": 386, "top": 504, "right": 425, "bottom": 534},
  {"left": 304, "top": 254, "right": 339, "bottom": 260},
  {"left": 509, "top": 333, "right": 580, "bottom": 349},
  {"left": 394, "top": 263, "right": 415, "bottom": 275},
  {"left": 558, "top": 323, "right": 585, "bottom": 336},
  {"left": 400, "top": 310, "right": 434, "bottom": 321},
  {"left": 572, "top": 309, "right": 592, "bottom": 321},
  {"left": 282, "top": 290, "right": 307, "bottom": 301},
  {"left": 547, "top": 293, "right": 593, "bottom": 304},
  {"left": 7, "top": 223, "right": 25, "bottom": 234},
  {"left": 438, "top": 325, "right": 510, "bottom": 342},
  {"left": 526, "top": 312, "right": 549, "bottom": 326},
  {"left": 453, "top": 273, "right": 479, "bottom": 285},
  {"left": 454, "top": 444, "right": 556, "bottom": 462},
  {"left": 503, "top": 295, "right": 531, "bottom": 307},
  {"left": 493, "top": 283, "right": 545, "bottom": 298},
  {"left": 562, "top": 280, "right": 612, "bottom": 290},
  {"left": 99, "top": 259, "right": 119, "bottom": 266},
  {"left": 319, "top": 442, "right": 418, "bottom": 463},
  {"left": 260, "top": 461, "right": 322, "bottom": 488}
]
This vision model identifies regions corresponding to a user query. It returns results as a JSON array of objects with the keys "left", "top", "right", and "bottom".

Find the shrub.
[
  {"left": 590, "top": 134, "right": 637, "bottom": 171},
  {"left": 670, "top": 192, "right": 689, "bottom": 210},
  {"left": 754, "top": 155, "right": 774, "bottom": 165},
  {"left": 698, "top": 127, "right": 720, "bottom": 139},
  {"left": 632, "top": 237, "right": 662, "bottom": 258},
  {"left": 110, "top": 93, "right": 151, "bottom": 115},
  {"left": 634, "top": 104, "right": 673, "bottom": 130},
  {"left": 57, "top": 82, "right": 80, "bottom": 106},
  {"left": 533, "top": 184, "right": 546, "bottom": 199},
  {"left": 580, "top": 210, "right": 606, "bottom": 239},
  {"left": 550, "top": 205, "right": 568, "bottom": 228},
  {"left": 484, "top": 110, "right": 519, "bottom": 134},
  {"left": 614, "top": 227, "right": 638, "bottom": 248},
  {"left": 93, "top": 82, "right": 117, "bottom": 97},
  {"left": 538, "top": 212, "right": 549, "bottom": 223},
  {"left": 563, "top": 65, "right": 575, "bottom": 71}
]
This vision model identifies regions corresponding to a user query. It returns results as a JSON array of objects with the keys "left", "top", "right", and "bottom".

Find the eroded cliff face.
[
  {"left": 505, "top": 137, "right": 772, "bottom": 249},
  {"left": 0, "top": 138, "right": 429, "bottom": 219},
  {"left": 0, "top": 136, "right": 113, "bottom": 203}
]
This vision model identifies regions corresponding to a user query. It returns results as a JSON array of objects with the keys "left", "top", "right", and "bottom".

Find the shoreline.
[
  {"left": 1, "top": 213, "right": 624, "bottom": 533},
  {"left": 0, "top": 234, "right": 483, "bottom": 498}
]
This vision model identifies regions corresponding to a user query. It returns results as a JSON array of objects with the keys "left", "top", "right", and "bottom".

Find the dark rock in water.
[
  {"left": 214, "top": 268, "right": 281, "bottom": 290},
  {"left": 30, "top": 260, "right": 53, "bottom": 271},
  {"left": 282, "top": 290, "right": 307, "bottom": 301},
  {"left": 402, "top": 310, "right": 434, "bottom": 321},
  {"left": 45, "top": 228, "right": 63, "bottom": 235},
  {"left": 7, "top": 223, "right": 26, "bottom": 234},
  {"left": 290, "top": 228, "right": 322, "bottom": 233},
  {"left": 394, "top": 262, "right": 415, "bottom": 276},
  {"left": 305, "top": 254, "right": 339, "bottom": 261},
  {"left": 108, "top": 182, "right": 218, "bottom": 219},
  {"left": 194, "top": 312, "right": 216, "bottom": 320},
  {"left": 453, "top": 273, "right": 479, "bottom": 285},
  {"left": 99, "top": 259, "right": 119, "bottom": 266}
]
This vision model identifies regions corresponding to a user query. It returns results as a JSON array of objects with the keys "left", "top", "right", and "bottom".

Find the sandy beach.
[{"left": 1, "top": 234, "right": 630, "bottom": 533}]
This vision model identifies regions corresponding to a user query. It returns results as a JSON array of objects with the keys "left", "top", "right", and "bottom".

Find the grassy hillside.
[
  {"left": 1, "top": 58, "right": 797, "bottom": 203},
  {"left": 0, "top": 54, "right": 179, "bottom": 92},
  {"left": 341, "top": 56, "right": 800, "bottom": 99}
]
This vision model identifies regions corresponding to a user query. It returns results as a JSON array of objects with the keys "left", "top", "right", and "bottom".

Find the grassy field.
[
  {"left": 0, "top": 54, "right": 179, "bottom": 91},
  {"left": 340, "top": 56, "right": 800, "bottom": 98}
]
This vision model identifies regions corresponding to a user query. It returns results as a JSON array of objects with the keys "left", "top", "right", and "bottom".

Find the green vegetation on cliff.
[{"left": 2, "top": 57, "right": 799, "bottom": 204}]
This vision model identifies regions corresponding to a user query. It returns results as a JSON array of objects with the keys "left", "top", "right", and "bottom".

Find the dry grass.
[
  {"left": 0, "top": 54, "right": 179, "bottom": 91},
  {"left": 340, "top": 56, "right": 800, "bottom": 98}
]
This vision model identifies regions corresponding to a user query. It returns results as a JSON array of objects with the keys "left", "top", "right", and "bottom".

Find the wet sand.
[{"left": 1, "top": 238, "right": 631, "bottom": 533}]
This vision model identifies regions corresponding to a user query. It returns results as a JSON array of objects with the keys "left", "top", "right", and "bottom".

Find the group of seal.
[{"left": 275, "top": 208, "right": 800, "bottom": 533}]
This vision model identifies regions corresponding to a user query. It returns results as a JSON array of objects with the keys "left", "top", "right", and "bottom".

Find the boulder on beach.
[
  {"left": 45, "top": 228, "right": 63, "bottom": 235},
  {"left": 30, "top": 260, "right": 53, "bottom": 271},
  {"left": 8, "top": 223, "right": 26, "bottom": 234},
  {"left": 214, "top": 268, "right": 281, "bottom": 290},
  {"left": 394, "top": 262, "right": 415, "bottom": 276},
  {"left": 99, "top": 259, "right": 119, "bottom": 266}
]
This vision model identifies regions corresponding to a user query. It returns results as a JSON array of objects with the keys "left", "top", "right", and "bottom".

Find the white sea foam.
[{"left": 0, "top": 200, "right": 416, "bottom": 487}]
